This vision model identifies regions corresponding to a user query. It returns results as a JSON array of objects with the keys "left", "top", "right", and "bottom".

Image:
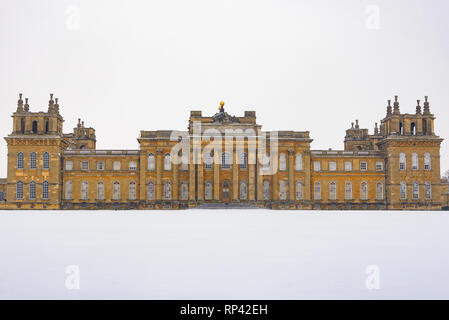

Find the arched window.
[
  {"left": 345, "top": 182, "right": 352, "bottom": 200},
  {"left": 361, "top": 182, "right": 368, "bottom": 201},
  {"left": 296, "top": 153, "right": 303, "bottom": 171},
  {"left": 129, "top": 182, "right": 136, "bottom": 200},
  {"left": 164, "top": 181, "right": 171, "bottom": 199},
  {"left": 399, "top": 122, "right": 403, "bottom": 135},
  {"left": 20, "top": 118, "right": 25, "bottom": 134},
  {"left": 205, "top": 151, "right": 213, "bottom": 169},
  {"left": 81, "top": 181, "right": 88, "bottom": 200},
  {"left": 148, "top": 154, "right": 155, "bottom": 171},
  {"left": 17, "top": 152, "right": 24, "bottom": 169},
  {"left": 296, "top": 181, "right": 303, "bottom": 200},
  {"left": 113, "top": 182, "right": 121, "bottom": 200},
  {"left": 45, "top": 120, "right": 49, "bottom": 133},
  {"left": 29, "top": 181, "right": 36, "bottom": 200},
  {"left": 205, "top": 181, "right": 213, "bottom": 200},
  {"left": 240, "top": 181, "right": 247, "bottom": 200},
  {"left": 32, "top": 121, "right": 38, "bottom": 133},
  {"left": 147, "top": 182, "right": 155, "bottom": 200},
  {"left": 411, "top": 122, "right": 416, "bottom": 135},
  {"left": 129, "top": 161, "right": 137, "bottom": 171},
  {"left": 239, "top": 152, "right": 247, "bottom": 169},
  {"left": 164, "top": 153, "right": 171, "bottom": 170},
  {"left": 279, "top": 181, "right": 287, "bottom": 200},
  {"left": 16, "top": 181, "right": 23, "bottom": 199},
  {"left": 399, "top": 153, "right": 406, "bottom": 171},
  {"left": 279, "top": 153, "right": 286, "bottom": 171},
  {"left": 30, "top": 152, "right": 36, "bottom": 169},
  {"left": 42, "top": 181, "right": 49, "bottom": 199},
  {"left": 43, "top": 152, "right": 50, "bottom": 169},
  {"left": 329, "top": 182, "right": 337, "bottom": 200},
  {"left": 400, "top": 182, "right": 407, "bottom": 200},
  {"left": 412, "top": 153, "right": 419, "bottom": 170},
  {"left": 424, "top": 153, "right": 431, "bottom": 170},
  {"left": 314, "top": 182, "right": 321, "bottom": 200},
  {"left": 412, "top": 182, "right": 419, "bottom": 199},
  {"left": 263, "top": 180, "right": 270, "bottom": 200},
  {"left": 97, "top": 182, "right": 104, "bottom": 200},
  {"left": 180, "top": 182, "right": 188, "bottom": 200},
  {"left": 65, "top": 181, "right": 72, "bottom": 200},
  {"left": 425, "top": 182, "right": 432, "bottom": 200},
  {"left": 221, "top": 152, "right": 231, "bottom": 169},
  {"left": 376, "top": 182, "right": 384, "bottom": 200}
]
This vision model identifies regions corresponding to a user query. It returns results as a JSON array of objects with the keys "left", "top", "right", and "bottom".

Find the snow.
[{"left": 0, "top": 209, "right": 448, "bottom": 299}]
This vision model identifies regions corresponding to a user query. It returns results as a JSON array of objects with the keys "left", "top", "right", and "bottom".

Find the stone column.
[
  {"left": 288, "top": 149, "right": 294, "bottom": 201},
  {"left": 213, "top": 152, "right": 220, "bottom": 200},
  {"left": 232, "top": 150, "right": 239, "bottom": 201},
  {"left": 172, "top": 162, "right": 179, "bottom": 201},
  {"left": 156, "top": 148, "right": 163, "bottom": 200},
  {"left": 303, "top": 150, "right": 311, "bottom": 202},
  {"left": 189, "top": 148, "right": 196, "bottom": 201},
  {"left": 197, "top": 160, "right": 204, "bottom": 201},
  {"left": 139, "top": 151, "right": 146, "bottom": 201}
]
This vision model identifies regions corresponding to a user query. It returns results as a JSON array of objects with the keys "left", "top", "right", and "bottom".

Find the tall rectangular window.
[
  {"left": 42, "top": 181, "right": 49, "bottom": 199},
  {"left": 65, "top": 181, "right": 72, "bottom": 200},
  {"left": 412, "top": 182, "right": 419, "bottom": 199},
  {"left": 345, "top": 161, "right": 352, "bottom": 171},
  {"left": 400, "top": 182, "right": 407, "bottom": 200},
  {"left": 81, "top": 181, "right": 88, "bottom": 200},
  {"left": 29, "top": 181, "right": 36, "bottom": 200},
  {"left": 376, "top": 161, "right": 383, "bottom": 171},
  {"left": 81, "top": 161, "right": 89, "bottom": 171},
  {"left": 221, "top": 152, "right": 231, "bottom": 169},
  {"left": 425, "top": 182, "right": 432, "bottom": 200},
  {"left": 295, "top": 153, "right": 303, "bottom": 171},
  {"left": 314, "top": 182, "right": 321, "bottom": 200},
  {"left": 329, "top": 162, "right": 337, "bottom": 171},
  {"left": 399, "top": 153, "right": 406, "bottom": 171},
  {"left": 329, "top": 182, "right": 337, "bottom": 200},
  {"left": 66, "top": 161, "right": 73, "bottom": 171},
  {"left": 17, "top": 152, "right": 24, "bottom": 169},
  {"left": 279, "top": 181, "right": 287, "bottom": 200},
  {"left": 97, "top": 182, "right": 104, "bottom": 200},
  {"left": 314, "top": 161, "right": 321, "bottom": 172},
  {"left": 424, "top": 153, "right": 431, "bottom": 170},
  {"left": 360, "top": 162, "right": 367, "bottom": 171},
  {"left": 113, "top": 161, "right": 121, "bottom": 171},
  {"left": 412, "top": 153, "right": 419, "bottom": 170},
  {"left": 97, "top": 161, "right": 104, "bottom": 170},
  {"left": 43, "top": 152, "right": 50, "bottom": 169},
  {"left": 345, "top": 182, "right": 352, "bottom": 200},
  {"left": 361, "top": 182, "right": 368, "bottom": 200},
  {"left": 376, "top": 182, "right": 384, "bottom": 200},
  {"left": 30, "top": 152, "right": 37, "bottom": 169},
  {"left": 16, "top": 181, "right": 23, "bottom": 199},
  {"left": 129, "top": 161, "right": 137, "bottom": 171},
  {"left": 129, "top": 182, "right": 136, "bottom": 200}
]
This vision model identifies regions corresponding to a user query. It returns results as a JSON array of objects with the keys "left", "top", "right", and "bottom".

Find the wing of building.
[{"left": 0, "top": 94, "right": 447, "bottom": 210}]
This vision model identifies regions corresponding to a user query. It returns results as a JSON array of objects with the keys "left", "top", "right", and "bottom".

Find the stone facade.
[{"left": 0, "top": 94, "right": 446, "bottom": 210}]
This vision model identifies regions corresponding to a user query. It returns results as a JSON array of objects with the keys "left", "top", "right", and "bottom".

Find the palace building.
[{"left": 0, "top": 94, "right": 447, "bottom": 210}]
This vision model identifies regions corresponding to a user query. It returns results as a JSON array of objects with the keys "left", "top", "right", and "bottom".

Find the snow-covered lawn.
[{"left": 0, "top": 210, "right": 448, "bottom": 299}]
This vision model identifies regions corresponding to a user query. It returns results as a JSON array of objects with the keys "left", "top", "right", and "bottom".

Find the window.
[
  {"left": 0, "top": 192, "right": 4, "bottom": 201},
  {"left": 399, "top": 153, "right": 406, "bottom": 171},
  {"left": 424, "top": 153, "right": 431, "bottom": 170},
  {"left": 221, "top": 152, "right": 231, "bottom": 169},
  {"left": 30, "top": 152, "right": 37, "bottom": 169},
  {"left": 29, "top": 181, "right": 36, "bottom": 200},
  {"left": 43, "top": 152, "right": 50, "bottom": 169},
  {"left": 329, "top": 161, "right": 337, "bottom": 171},
  {"left": 17, "top": 152, "right": 24, "bottom": 169},
  {"left": 66, "top": 161, "right": 73, "bottom": 171},
  {"left": 97, "top": 182, "right": 104, "bottom": 200},
  {"left": 296, "top": 153, "right": 303, "bottom": 171},
  {"left": 412, "top": 153, "right": 419, "bottom": 170},
  {"left": 240, "top": 181, "right": 247, "bottom": 200},
  {"left": 262, "top": 153, "right": 271, "bottom": 170},
  {"left": 413, "top": 182, "right": 419, "bottom": 199},
  {"left": 296, "top": 181, "right": 303, "bottom": 200},
  {"left": 240, "top": 152, "right": 247, "bottom": 169},
  {"left": 263, "top": 181, "right": 270, "bottom": 200},
  {"left": 81, "top": 161, "right": 89, "bottom": 171},
  {"left": 360, "top": 162, "right": 367, "bottom": 171},
  {"left": 16, "top": 181, "right": 23, "bottom": 199},
  {"left": 314, "top": 161, "right": 321, "bottom": 172},
  {"left": 113, "top": 182, "right": 120, "bottom": 200},
  {"left": 425, "top": 182, "right": 432, "bottom": 200},
  {"left": 205, "top": 152, "right": 213, "bottom": 169},
  {"left": 345, "top": 161, "right": 352, "bottom": 171},
  {"left": 148, "top": 154, "right": 155, "bottom": 171},
  {"left": 205, "top": 181, "right": 213, "bottom": 200},
  {"left": 129, "top": 161, "right": 137, "bottom": 171},
  {"left": 164, "top": 181, "right": 171, "bottom": 199},
  {"left": 42, "top": 181, "right": 49, "bottom": 199},
  {"left": 45, "top": 120, "right": 49, "bottom": 133},
  {"left": 400, "top": 182, "right": 407, "bottom": 200},
  {"left": 376, "top": 161, "right": 383, "bottom": 171},
  {"left": 279, "top": 153, "right": 286, "bottom": 171},
  {"left": 147, "top": 182, "right": 155, "bottom": 200},
  {"left": 361, "top": 182, "right": 368, "bottom": 200},
  {"left": 376, "top": 182, "right": 384, "bottom": 200},
  {"left": 81, "top": 181, "right": 89, "bottom": 200},
  {"left": 113, "top": 161, "right": 121, "bottom": 171},
  {"left": 129, "top": 182, "right": 136, "bottom": 200},
  {"left": 164, "top": 153, "right": 171, "bottom": 170},
  {"left": 345, "top": 182, "right": 352, "bottom": 200},
  {"left": 314, "top": 182, "right": 321, "bottom": 200},
  {"left": 32, "top": 121, "right": 38, "bottom": 133},
  {"left": 181, "top": 182, "right": 188, "bottom": 200},
  {"left": 279, "top": 181, "right": 287, "bottom": 200},
  {"left": 329, "top": 182, "right": 337, "bottom": 200}
]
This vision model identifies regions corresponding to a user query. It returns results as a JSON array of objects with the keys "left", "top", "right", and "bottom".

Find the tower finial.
[
  {"left": 374, "top": 122, "right": 379, "bottom": 135},
  {"left": 393, "top": 95, "right": 400, "bottom": 114},
  {"left": 17, "top": 93, "right": 24, "bottom": 112},
  {"left": 423, "top": 96, "right": 430, "bottom": 114},
  {"left": 416, "top": 100, "right": 421, "bottom": 114},
  {"left": 386, "top": 99, "right": 392, "bottom": 116},
  {"left": 355, "top": 119, "right": 359, "bottom": 129},
  {"left": 24, "top": 98, "right": 29, "bottom": 112},
  {"left": 48, "top": 93, "right": 55, "bottom": 113},
  {"left": 54, "top": 97, "right": 60, "bottom": 113}
]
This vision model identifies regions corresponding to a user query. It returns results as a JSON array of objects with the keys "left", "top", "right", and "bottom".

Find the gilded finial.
[{"left": 218, "top": 101, "right": 225, "bottom": 112}]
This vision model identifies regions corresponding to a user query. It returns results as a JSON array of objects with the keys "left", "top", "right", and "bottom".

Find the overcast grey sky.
[{"left": 1, "top": 0, "right": 448, "bottom": 177}]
